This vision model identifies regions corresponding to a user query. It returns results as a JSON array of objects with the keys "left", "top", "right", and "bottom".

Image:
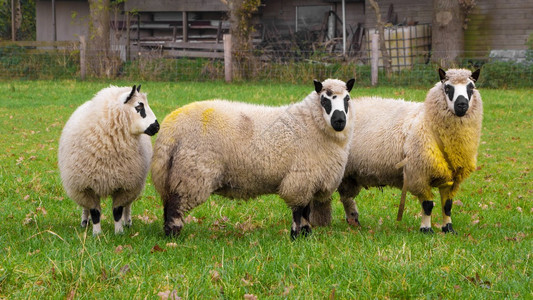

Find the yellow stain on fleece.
[
  {"left": 201, "top": 107, "right": 216, "bottom": 134},
  {"left": 162, "top": 103, "right": 200, "bottom": 125}
]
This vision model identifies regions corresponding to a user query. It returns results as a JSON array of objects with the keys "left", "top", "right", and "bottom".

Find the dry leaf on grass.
[
  {"left": 158, "top": 290, "right": 181, "bottom": 300},
  {"left": 151, "top": 244, "right": 166, "bottom": 253}
]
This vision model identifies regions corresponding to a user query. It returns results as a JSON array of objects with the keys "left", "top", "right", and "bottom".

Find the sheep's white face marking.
[
  {"left": 314, "top": 79, "right": 355, "bottom": 132},
  {"left": 439, "top": 69, "right": 480, "bottom": 117},
  {"left": 121, "top": 85, "right": 159, "bottom": 136}
]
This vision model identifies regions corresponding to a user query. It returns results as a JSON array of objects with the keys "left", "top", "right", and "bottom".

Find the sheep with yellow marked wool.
[
  {"left": 311, "top": 69, "right": 482, "bottom": 234},
  {"left": 151, "top": 78, "right": 355, "bottom": 239},
  {"left": 58, "top": 85, "right": 159, "bottom": 235}
]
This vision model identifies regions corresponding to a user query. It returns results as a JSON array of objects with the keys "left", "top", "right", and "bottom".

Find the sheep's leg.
[
  {"left": 77, "top": 189, "right": 101, "bottom": 235},
  {"left": 309, "top": 199, "right": 332, "bottom": 227},
  {"left": 301, "top": 204, "right": 312, "bottom": 235},
  {"left": 439, "top": 186, "right": 456, "bottom": 234},
  {"left": 112, "top": 189, "right": 138, "bottom": 234},
  {"left": 80, "top": 208, "right": 90, "bottom": 227},
  {"left": 112, "top": 206, "right": 125, "bottom": 234},
  {"left": 291, "top": 205, "right": 312, "bottom": 240},
  {"left": 164, "top": 193, "right": 185, "bottom": 237},
  {"left": 338, "top": 176, "right": 361, "bottom": 226},
  {"left": 419, "top": 199, "right": 435, "bottom": 233},
  {"left": 123, "top": 203, "right": 132, "bottom": 227},
  {"left": 89, "top": 203, "right": 102, "bottom": 235}
]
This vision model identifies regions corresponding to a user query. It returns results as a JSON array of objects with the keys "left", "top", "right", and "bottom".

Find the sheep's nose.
[
  {"left": 454, "top": 96, "right": 469, "bottom": 117},
  {"left": 145, "top": 120, "right": 160, "bottom": 136},
  {"left": 331, "top": 110, "right": 346, "bottom": 131}
]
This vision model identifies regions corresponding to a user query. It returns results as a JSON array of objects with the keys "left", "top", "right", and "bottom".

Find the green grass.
[{"left": 0, "top": 80, "right": 531, "bottom": 298}]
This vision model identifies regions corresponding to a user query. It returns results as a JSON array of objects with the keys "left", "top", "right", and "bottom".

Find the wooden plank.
[
  {"left": 164, "top": 42, "right": 224, "bottom": 50},
  {"left": 163, "top": 50, "right": 224, "bottom": 59}
]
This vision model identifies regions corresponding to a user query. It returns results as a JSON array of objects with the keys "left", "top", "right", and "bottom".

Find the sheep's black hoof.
[
  {"left": 290, "top": 226, "right": 311, "bottom": 240},
  {"left": 125, "top": 219, "right": 132, "bottom": 227},
  {"left": 81, "top": 220, "right": 88, "bottom": 227},
  {"left": 164, "top": 224, "right": 182, "bottom": 237},
  {"left": 301, "top": 225, "right": 312, "bottom": 237},
  {"left": 420, "top": 227, "right": 434, "bottom": 234},
  {"left": 442, "top": 223, "right": 457, "bottom": 234}
]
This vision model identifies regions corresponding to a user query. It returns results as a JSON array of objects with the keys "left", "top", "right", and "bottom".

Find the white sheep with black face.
[
  {"left": 58, "top": 85, "right": 159, "bottom": 235},
  {"left": 310, "top": 69, "right": 483, "bottom": 234},
  {"left": 151, "top": 78, "right": 355, "bottom": 239}
]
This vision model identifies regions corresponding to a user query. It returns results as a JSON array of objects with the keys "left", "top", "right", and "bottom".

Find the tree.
[
  {"left": 368, "top": 0, "right": 392, "bottom": 78},
  {"left": 0, "top": 0, "right": 35, "bottom": 41},
  {"left": 431, "top": 0, "right": 476, "bottom": 68},
  {"left": 87, "top": 0, "right": 119, "bottom": 77},
  {"left": 222, "top": 0, "right": 261, "bottom": 80}
]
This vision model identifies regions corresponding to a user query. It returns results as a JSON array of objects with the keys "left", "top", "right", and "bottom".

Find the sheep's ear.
[
  {"left": 471, "top": 69, "right": 481, "bottom": 82},
  {"left": 346, "top": 78, "right": 355, "bottom": 92},
  {"left": 136, "top": 84, "right": 141, "bottom": 92},
  {"left": 313, "top": 79, "right": 322, "bottom": 94},
  {"left": 124, "top": 85, "right": 136, "bottom": 104},
  {"left": 438, "top": 68, "right": 447, "bottom": 82}
]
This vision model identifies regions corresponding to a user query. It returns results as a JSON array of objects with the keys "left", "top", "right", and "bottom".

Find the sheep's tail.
[
  {"left": 151, "top": 136, "right": 177, "bottom": 204},
  {"left": 396, "top": 157, "right": 408, "bottom": 221}
]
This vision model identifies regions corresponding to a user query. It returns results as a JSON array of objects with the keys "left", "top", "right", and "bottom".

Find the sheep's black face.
[
  {"left": 439, "top": 69, "right": 480, "bottom": 117},
  {"left": 315, "top": 79, "right": 354, "bottom": 132}
]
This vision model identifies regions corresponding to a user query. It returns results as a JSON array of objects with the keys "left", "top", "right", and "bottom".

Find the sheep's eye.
[{"left": 135, "top": 103, "right": 146, "bottom": 118}]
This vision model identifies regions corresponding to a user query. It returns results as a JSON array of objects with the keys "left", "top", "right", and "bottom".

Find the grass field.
[{"left": 0, "top": 80, "right": 531, "bottom": 299}]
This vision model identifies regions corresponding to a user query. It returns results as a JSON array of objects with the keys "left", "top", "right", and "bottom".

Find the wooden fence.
[{"left": 1, "top": 36, "right": 234, "bottom": 82}]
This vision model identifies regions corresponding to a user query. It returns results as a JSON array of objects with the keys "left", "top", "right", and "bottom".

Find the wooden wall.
[{"left": 465, "top": 0, "right": 533, "bottom": 55}]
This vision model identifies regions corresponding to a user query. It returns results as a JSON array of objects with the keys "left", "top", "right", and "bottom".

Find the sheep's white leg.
[
  {"left": 419, "top": 200, "right": 434, "bottom": 233},
  {"left": 80, "top": 208, "right": 90, "bottom": 227},
  {"left": 439, "top": 186, "right": 456, "bottom": 234},
  {"left": 113, "top": 206, "right": 125, "bottom": 234},
  {"left": 89, "top": 206, "right": 102, "bottom": 235}
]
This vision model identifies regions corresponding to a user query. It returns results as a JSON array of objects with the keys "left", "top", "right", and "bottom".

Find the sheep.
[
  {"left": 151, "top": 78, "right": 356, "bottom": 239},
  {"left": 58, "top": 85, "right": 160, "bottom": 235},
  {"left": 312, "top": 68, "right": 482, "bottom": 234}
]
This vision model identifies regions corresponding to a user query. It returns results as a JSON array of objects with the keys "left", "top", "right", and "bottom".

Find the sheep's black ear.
[
  {"left": 438, "top": 68, "right": 447, "bottom": 82},
  {"left": 346, "top": 78, "right": 355, "bottom": 93},
  {"left": 124, "top": 85, "right": 136, "bottom": 104},
  {"left": 313, "top": 79, "right": 322, "bottom": 94},
  {"left": 471, "top": 69, "right": 481, "bottom": 82},
  {"left": 137, "top": 84, "right": 141, "bottom": 92}
]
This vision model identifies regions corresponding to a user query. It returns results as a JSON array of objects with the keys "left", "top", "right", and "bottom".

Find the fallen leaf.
[
  {"left": 115, "top": 245, "right": 124, "bottom": 253},
  {"left": 166, "top": 242, "right": 178, "bottom": 248},
  {"left": 158, "top": 290, "right": 181, "bottom": 300},
  {"left": 453, "top": 200, "right": 463, "bottom": 206},
  {"left": 243, "top": 294, "right": 257, "bottom": 300},
  {"left": 151, "top": 244, "right": 166, "bottom": 253},
  {"left": 130, "top": 232, "right": 139, "bottom": 238},
  {"left": 36, "top": 206, "right": 47, "bottom": 215},
  {"left": 465, "top": 273, "right": 491, "bottom": 289},
  {"left": 119, "top": 264, "right": 130, "bottom": 275},
  {"left": 210, "top": 270, "right": 221, "bottom": 283},
  {"left": 516, "top": 207, "right": 522, "bottom": 213},
  {"left": 282, "top": 285, "right": 294, "bottom": 296}
]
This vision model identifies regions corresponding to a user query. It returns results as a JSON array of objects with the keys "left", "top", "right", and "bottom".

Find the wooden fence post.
[
  {"left": 224, "top": 34, "right": 232, "bottom": 83},
  {"left": 79, "top": 35, "right": 86, "bottom": 80},
  {"left": 371, "top": 32, "right": 379, "bottom": 86}
]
